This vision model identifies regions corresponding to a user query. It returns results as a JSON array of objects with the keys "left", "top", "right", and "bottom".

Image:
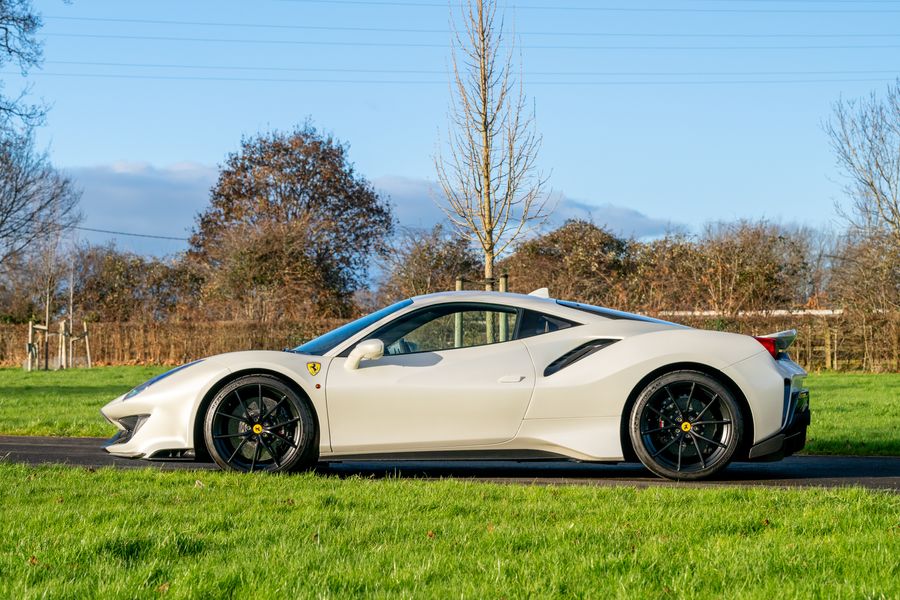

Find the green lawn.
[
  {"left": 0, "top": 367, "right": 898, "bottom": 456},
  {"left": 805, "top": 372, "right": 900, "bottom": 456},
  {"left": 0, "top": 366, "right": 166, "bottom": 438},
  {"left": 0, "top": 463, "right": 897, "bottom": 599}
]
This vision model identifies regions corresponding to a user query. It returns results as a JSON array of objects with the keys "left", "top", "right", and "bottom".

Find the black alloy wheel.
[
  {"left": 204, "top": 375, "right": 317, "bottom": 473},
  {"left": 629, "top": 371, "right": 743, "bottom": 480}
]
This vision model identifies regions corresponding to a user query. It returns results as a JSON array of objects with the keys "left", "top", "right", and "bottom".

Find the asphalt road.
[{"left": 2, "top": 436, "right": 898, "bottom": 490}]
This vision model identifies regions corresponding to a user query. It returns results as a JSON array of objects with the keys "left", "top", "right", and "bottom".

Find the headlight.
[{"left": 124, "top": 360, "right": 204, "bottom": 400}]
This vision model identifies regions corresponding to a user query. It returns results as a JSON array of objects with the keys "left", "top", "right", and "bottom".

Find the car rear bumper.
[{"left": 748, "top": 387, "right": 810, "bottom": 461}]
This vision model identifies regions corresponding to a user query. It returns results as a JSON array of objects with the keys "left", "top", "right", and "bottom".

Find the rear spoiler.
[{"left": 760, "top": 329, "right": 798, "bottom": 352}]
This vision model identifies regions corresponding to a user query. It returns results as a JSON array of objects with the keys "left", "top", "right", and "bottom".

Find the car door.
[{"left": 324, "top": 303, "right": 536, "bottom": 453}]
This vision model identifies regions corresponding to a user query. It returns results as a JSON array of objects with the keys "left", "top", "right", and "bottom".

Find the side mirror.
[{"left": 344, "top": 339, "right": 384, "bottom": 371}]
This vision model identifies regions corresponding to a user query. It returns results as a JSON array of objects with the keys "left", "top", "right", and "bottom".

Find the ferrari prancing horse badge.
[{"left": 306, "top": 362, "right": 321, "bottom": 376}]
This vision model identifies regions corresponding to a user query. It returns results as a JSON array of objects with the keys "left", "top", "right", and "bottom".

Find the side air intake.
[{"left": 543, "top": 339, "right": 618, "bottom": 377}]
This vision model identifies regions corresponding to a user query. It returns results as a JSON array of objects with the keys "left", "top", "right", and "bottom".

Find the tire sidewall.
[
  {"left": 203, "top": 374, "right": 318, "bottom": 473},
  {"left": 629, "top": 370, "right": 743, "bottom": 481}
]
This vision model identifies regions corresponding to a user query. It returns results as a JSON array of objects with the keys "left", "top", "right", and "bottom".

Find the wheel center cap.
[
  {"left": 681, "top": 422, "right": 692, "bottom": 432},
  {"left": 252, "top": 423, "right": 263, "bottom": 435}
]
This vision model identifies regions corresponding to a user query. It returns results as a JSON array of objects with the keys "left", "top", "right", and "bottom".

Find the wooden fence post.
[
  {"left": 499, "top": 274, "right": 509, "bottom": 341},
  {"left": 454, "top": 277, "right": 463, "bottom": 348},
  {"left": 57, "top": 321, "right": 66, "bottom": 369},
  {"left": 26, "top": 321, "right": 33, "bottom": 372},
  {"left": 83, "top": 321, "right": 92, "bottom": 368}
]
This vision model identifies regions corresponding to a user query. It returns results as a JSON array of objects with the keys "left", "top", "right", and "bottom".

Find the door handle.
[{"left": 498, "top": 375, "right": 526, "bottom": 383}]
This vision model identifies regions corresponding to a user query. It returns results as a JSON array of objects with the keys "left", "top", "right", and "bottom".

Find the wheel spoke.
[
  {"left": 264, "top": 428, "right": 298, "bottom": 448},
  {"left": 259, "top": 436, "right": 281, "bottom": 468},
  {"left": 645, "top": 404, "right": 670, "bottom": 423},
  {"left": 226, "top": 437, "right": 249, "bottom": 463},
  {"left": 641, "top": 424, "right": 678, "bottom": 435},
  {"left": 234, "top": 389, "right": 251, "bottom": 420},
  {"left": 258, "top": 384, "right": 264, "bottom": 418},
  {"left": 215, "top": 412, "right": 247, "bottom": 424},
  {"left": 693, "top": 393, "right": 719, "bottom": 422},
  {"left": 651, "top": 434, "right": 681, "bottom": 458},
  {"left": 214, "top": 432, "right": 250, "bottom": 440},
  {"left": 665, "top": 386, "right": 685, "bottom": 420},
  {"left": 261, "top": 395, "right": 288, "bottom": 421},
  {"left": 250, "top": 442, "right": 260, "bottom": 472},
  {"left": 677, "top": 438, "right": 683, "bottom": 471},
  {"left": 687, "top": 382, "right": 695, "bottom": 405},
  {"left": 693, "top": 431, "right": 727, "bottom": 450},
  {"left": 690, "top": 434, "right": 706, "bottom": 469},
  {"left": 693, "top": 419, "right": 731, "bottom": 426},
  {"left": 269, "top": 416, "right": 301, "bottom": 430}
]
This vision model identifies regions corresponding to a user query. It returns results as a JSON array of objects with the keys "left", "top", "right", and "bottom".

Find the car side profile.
[{"left": 101, "top": 290, "right": 810, "bottom": 480}]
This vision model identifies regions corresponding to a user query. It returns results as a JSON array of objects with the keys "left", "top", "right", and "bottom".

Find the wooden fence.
[
  {"left": 0, "top": 320, "right": 345, "bottom": 368},
  {"left": 0, "top": 313, "right": 897, "bottom": 371},
  {"left": 675, "top": 313, "right": 900, "bottom": 372}
]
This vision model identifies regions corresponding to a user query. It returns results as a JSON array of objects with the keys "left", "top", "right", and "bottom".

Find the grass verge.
[
  {"left": 0, "top": 366, "right": 165, "bottom": 437},
  {"left": 0, "top": 367, "right": 898, "bottom": 457},
  {"left": 0, "top": 463, "right": 897, "bottom": 599},
  {"left": 804, "top": 372, "right": 900, "bottom": 456}
]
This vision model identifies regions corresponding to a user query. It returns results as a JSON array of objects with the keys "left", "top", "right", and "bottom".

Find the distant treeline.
[{"left": 0, "top": 218, "right": 897, "bottom": 371}]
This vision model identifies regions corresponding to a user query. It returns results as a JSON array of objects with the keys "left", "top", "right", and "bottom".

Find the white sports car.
[{"left": 101, "top": 290, "right": 810, "bottom": 480}]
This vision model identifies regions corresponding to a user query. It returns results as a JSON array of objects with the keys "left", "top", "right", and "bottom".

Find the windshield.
[{"left": 292, "top": 299, "right": 413, "bottom": 356}]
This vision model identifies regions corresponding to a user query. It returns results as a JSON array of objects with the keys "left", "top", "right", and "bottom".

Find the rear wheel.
[
  {"left": 629, "top": 370, "right": 743, "bottom": 480},
  {"left": 203, "top": 375, "right": 318, "bottom": 473}
]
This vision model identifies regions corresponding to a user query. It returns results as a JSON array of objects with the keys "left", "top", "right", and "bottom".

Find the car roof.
[
  {"left": 408, "top": 290, "right": 681, "bottom": 327},
  {"left": 411, "top": 290, "right": 561, "bottom": 307},
  {"left": 408, "top": 290, "right": 602, "bottom": 322}
]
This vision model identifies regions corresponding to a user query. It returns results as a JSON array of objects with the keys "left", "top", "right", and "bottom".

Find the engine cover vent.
[{"left": 543, "top": 339, "right": 618, "bottom": 377}]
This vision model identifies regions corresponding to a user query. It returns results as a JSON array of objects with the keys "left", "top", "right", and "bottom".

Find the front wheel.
[
  {"left": 203, "top": 375, "right": 318, "bottom": 473},
  {"left": 629, "top": 371, "right": 743, "bottom": 480}
]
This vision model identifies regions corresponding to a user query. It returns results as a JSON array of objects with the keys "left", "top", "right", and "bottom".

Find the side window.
[
  {"left": 516, "top": 309, "right": 578, "bottom": 340},
  {"left": 374, "top": 305, "right": 519, "bottom": 356}
]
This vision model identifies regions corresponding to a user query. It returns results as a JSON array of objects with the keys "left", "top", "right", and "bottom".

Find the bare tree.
[
  {"left": 435, "top": 0, "right": 547, "bottom": 293},
  {"left": 826, "top": 80, "right": 900, "bottom": 244},
  {"left": 0, "top": 132, "right": 81, "bottom": 265},
  {"left": 378, "top": 224, "right": 482, "bottom": 303},
  {"left": 0, "top": 0, "right": 45, "bottom": 133}
]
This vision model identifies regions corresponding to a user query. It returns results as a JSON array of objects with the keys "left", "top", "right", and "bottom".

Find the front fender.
[{"left": 193, "top": 351, "right": 332, "bottom": 452}]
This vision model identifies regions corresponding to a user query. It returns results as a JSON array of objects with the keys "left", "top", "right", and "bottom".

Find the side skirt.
[{"left": 322, "top": 449, "right": 617, "bottom": 463}]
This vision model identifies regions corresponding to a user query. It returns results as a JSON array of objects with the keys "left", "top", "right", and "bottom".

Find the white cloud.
[
  {"left": 63, "top": 167, "right": 677, "bottom": 258},
  {"left": 552, "top": 195, "right": 676, "bottom": 239},
  {"left": 374, "top": 175, "right": 678, "bottom": 239},
  {"left": 373, "top": 175, "right": 446, "bottom": 230},
  {"left": 66, "top": 162, "right": 216, "bottom": 255}
]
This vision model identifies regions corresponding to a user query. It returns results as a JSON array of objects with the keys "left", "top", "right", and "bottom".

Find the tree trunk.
[{"left": 484, "top": 250, "right": 494, "bottom": 342}]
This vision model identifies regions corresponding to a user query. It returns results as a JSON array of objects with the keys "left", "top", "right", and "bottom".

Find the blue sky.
[{"left": 11, "top": 0, "right": 900, "bottom": 254}]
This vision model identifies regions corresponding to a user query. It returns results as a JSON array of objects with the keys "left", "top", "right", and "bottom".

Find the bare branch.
[
  {"left": 0, "top": 1, "right": 46, "bottom": 133},
  {"left": 826, "top": 80, "right": 900, "bottom": 246},
  {"left": 434, "top": 0, "right": 548, "bottom": 289},
  {"left": 0, "top": 130, "right": 81, "bottom": 265}
]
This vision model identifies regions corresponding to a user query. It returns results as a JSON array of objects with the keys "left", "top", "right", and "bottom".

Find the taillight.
[{"left": 754, "top": 336, "right": 778, "bottom": 358}]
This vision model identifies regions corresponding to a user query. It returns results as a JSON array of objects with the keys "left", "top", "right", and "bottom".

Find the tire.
[
  {"left": 203, "top": 374, "right": 318, "bottom": 473},
  {"left": 629, "top": 370, "right": 743, "bottom": 481}
]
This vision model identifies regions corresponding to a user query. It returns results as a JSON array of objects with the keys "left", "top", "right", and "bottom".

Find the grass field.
[
  {"left": 0, "top": 366, "right": 166, "bottom": 438},
  {"left": 804, "top": 372, "right": 900, "bottom": 456},
  {"left": 0, "top": 463, "right": 897, "bottom": 599},
  {"left": 0, "top": 367, "right": 898, "bottom": 456}
]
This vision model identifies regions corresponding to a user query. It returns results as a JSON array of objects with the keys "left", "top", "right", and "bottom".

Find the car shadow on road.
[{"left": 313, "top": 455, "right": 900, "bottom": 489}]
